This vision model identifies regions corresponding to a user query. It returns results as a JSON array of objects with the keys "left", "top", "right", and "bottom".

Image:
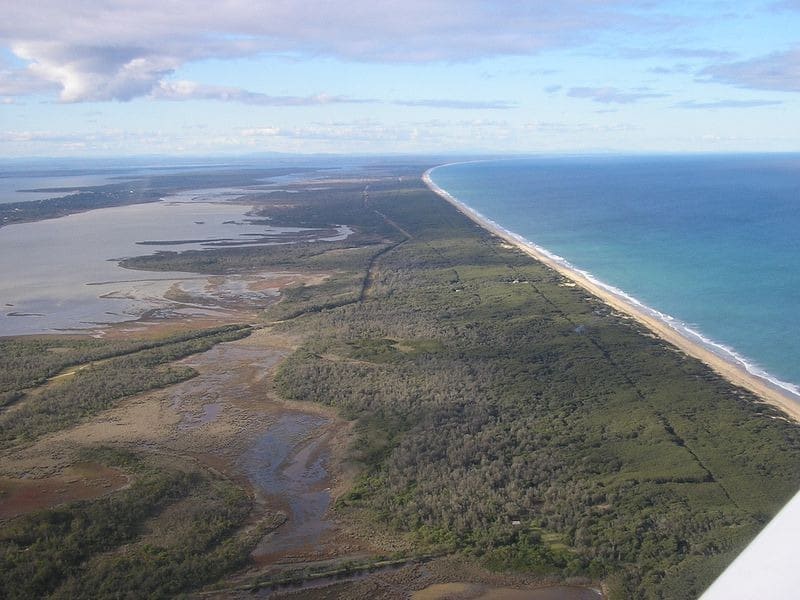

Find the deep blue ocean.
[{"left": 430, "top": 155, "right": 800, "bottom": 397}]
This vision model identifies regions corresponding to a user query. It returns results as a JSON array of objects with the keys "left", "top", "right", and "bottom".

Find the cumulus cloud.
[
  {"left": 0, "top": 128, "right": 141, "bottom": 144},
  {"left": 523, "top": 120, "right": 638, "bottom": 134},
  {"left": 4, "top": 115, "right": 647, "bottom": 154},
  {"left": 567, "top": 86, "right": 667, "bottom": 104},
  {"left": 701, "top": 49, "right": 800, "bottom": 92},
  {"left": 0, "top": 130, "right": 78, "bottom": 143},
  {"left": 238, "top": 118, "right": 639, "bottom": 146},
  {"left": 11, "top": 42, "right": 181, "bottom": 102},
  {"left": 241, "top": 127, "right": 282, "bottom": 137},
  {"left": 0, "top": 63, "right": 60, "bottom": 97},
  {"left": 0, "top": 0, "right": 677, "bottom": 102}
]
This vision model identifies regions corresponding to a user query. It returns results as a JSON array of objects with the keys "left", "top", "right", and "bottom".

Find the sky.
[{"left": 1, "top": 0, "right": 799, "bottom": 157}]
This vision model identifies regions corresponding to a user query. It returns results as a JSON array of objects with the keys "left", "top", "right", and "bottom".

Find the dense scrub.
[
  {"left": 264, "top": 173, "right": 800, "bottom": 598},
  {"left": 0, "top": 325, "right": 249, "bottom": 395},
  {"left": 0, "top": 324, "right": 259, "bottom": 597},
  {"left": 0, "top": 448, "right": 259, "bottom": 599},
  {"left": 0, "top": 325, "right": 250, "bottom": 446}
]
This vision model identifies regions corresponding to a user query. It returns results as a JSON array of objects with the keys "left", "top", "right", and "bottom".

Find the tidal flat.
[{"left": 0, "top": 189, "right": 347, "bottom": 335}]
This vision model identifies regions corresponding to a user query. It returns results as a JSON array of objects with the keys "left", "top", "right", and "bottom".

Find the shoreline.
[{"left": 422, "top": 166, "right": 800, "bottom": 423}]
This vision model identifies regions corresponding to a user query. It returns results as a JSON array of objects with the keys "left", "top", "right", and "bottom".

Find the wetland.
[{"left": 1, "top": 160, "right": 799, "bottom": 599}]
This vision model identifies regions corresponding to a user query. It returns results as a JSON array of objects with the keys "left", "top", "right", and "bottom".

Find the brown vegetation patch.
[
  {"left": 413, "top": 583, "right": 602, "bottom": 600},
  {"left": 0, "top": 324, "right": 368, "bottom": 579},
  {"left": 99, "top": 312, "right": 256, "bottom": 341},
  {"left": 91, "top": 270, "right": 332, "bottom": 341},
  {"left": 264, "top": 556, "right": 603, "bottom": 600},
  {"left": 0, "top": 462, "right": 128, "bottom": 520}
]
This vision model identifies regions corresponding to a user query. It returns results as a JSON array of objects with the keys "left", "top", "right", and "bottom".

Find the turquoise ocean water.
[{"left": 429, "top": 155, "right": 800, "bottom": 399}]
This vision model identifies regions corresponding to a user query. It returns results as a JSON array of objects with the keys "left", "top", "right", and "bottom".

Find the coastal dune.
[{"left": 423, "top": 167, "right": 800, "bottom": 423}]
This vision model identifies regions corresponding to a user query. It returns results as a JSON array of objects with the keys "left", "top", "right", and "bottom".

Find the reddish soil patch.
[
  {"left": 0, "top": 462, "right": 128, "bottom": 520},
  {"left": 99, "top": 312, "right": 259, "bottom": 341}
]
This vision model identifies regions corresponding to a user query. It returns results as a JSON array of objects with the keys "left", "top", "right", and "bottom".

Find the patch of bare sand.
[{"left": 99, "top": 312, "right": 259, "bottom": 341}]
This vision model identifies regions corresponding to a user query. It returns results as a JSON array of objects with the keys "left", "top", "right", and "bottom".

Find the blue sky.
[{"left": 1, "top": 0, "right": 799, "bottom": 156}]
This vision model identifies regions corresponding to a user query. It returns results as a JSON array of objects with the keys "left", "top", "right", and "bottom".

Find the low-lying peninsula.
[{"left": 1, "top": 162, "right": 799, "bottom": 600}]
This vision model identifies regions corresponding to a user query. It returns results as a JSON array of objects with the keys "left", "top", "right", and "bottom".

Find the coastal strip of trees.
[{"left": 265, "top": 172, "right": 800, "bottom": 599}]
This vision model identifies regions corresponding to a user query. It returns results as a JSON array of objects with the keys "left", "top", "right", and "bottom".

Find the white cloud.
[
  {"left": 0, "top": 0, "right": 677, "bottom": 102},
  {"left": 239, "top": 121, "right": 418, "bottom": 143},
  {"left": 1, "top": 114, "right": 650, "bottom": 155},
  {"left": 236, "top": 117, "right": 639, "bottom": 148},
  {"left": 241, "top": 127, "right": 282, "bottom": 137},
  {"left": 12, "top": 42, "right": 180, "bottom": 101},
  {"left": 152, "top": 80, "right": 516, "bottom": 110},
  {"left": 0, "top": 129, "right": 129, "bottom": 143},
  {"left": 0, "top": 60, "right": 60, "bottom": 96}
]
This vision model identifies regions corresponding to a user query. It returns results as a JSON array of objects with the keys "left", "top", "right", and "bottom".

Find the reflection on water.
[
  {"left": 0, "top": 191, "right": 349, "bottom": 336},
  {"left": 241, "top": 413, "right": 332, "bottom": 559}
]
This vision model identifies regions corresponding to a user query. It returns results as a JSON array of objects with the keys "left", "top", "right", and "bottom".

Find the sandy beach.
[{"left": 423, "top": 167, "right": 800, "bottom": 423}]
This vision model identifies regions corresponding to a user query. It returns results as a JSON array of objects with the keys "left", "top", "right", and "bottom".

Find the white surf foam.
[{"left": 424, "top": 164, "right": 800, "bottom": 403}]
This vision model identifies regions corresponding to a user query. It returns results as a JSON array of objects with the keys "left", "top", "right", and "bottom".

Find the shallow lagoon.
[
  {"left": 0, "top": 190, "right": 346, "bottom": 335},
  {"left": 0, "top": 173, "right": 136, "bottom": 204},
  {"left": 0, "top": 164, "right": 208, "bottom": 204}
]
